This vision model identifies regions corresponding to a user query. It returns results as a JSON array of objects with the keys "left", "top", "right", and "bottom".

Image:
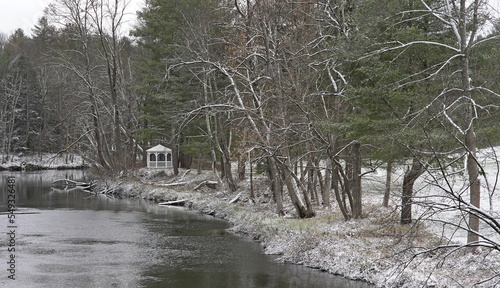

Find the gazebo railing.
[{"left": 148, "top": 161, "right": 172, "bottom": 168}]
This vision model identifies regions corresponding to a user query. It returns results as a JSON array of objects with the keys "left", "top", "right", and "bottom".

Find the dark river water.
[{"left": 0, "top": 170, "right": 372, "bottom": 288}]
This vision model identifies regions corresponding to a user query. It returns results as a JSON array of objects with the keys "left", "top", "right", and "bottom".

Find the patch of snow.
[{"left": 0, "top": 153, "right": 87, "bottom": 169}]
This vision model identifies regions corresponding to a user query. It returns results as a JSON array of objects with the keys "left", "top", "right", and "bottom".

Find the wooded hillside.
[{"left": 1, "top": 1, "right": 499, "bottom": 282}]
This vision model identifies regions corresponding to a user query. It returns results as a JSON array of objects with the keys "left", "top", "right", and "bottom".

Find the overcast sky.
[
  {"left": 0, "top": 0, "right": 499, "bottom": 37},
  {"left": 0, "top": 0, "right": 51, "bottom": 36},
  {"left": 0, "top": 0, "right": 143, "bottom": 37}
]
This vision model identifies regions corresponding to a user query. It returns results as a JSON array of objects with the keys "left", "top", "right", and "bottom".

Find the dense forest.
[{"left": 1, "top": 0, "right": 499, "bottom": 252}]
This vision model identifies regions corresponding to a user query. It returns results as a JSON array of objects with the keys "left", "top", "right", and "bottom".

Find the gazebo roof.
[{"left": 146, "top": 144, "right": 171, "bottom": 153}]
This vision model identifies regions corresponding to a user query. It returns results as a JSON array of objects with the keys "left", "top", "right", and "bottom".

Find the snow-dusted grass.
[
  {"left": 360, "top": 152, "right": 500, "bottom": 287},
  {"left": 108, "top": 151, "right": 499, "bottom": 288},
  {"left": 0, "top": 153, "right": 87, "bottom": 170}
]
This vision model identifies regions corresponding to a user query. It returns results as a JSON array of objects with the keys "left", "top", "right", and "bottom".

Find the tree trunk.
[
  {"left": 383, "top": 161, "right": 393, "bottom": 207},
  {"left": 315, "top": 160, "right": 325, "bottom": 206},
  {"left": 91, "top": 103, "right": 110, "bottom": 170},
  {"left": 323, "top": 158, "right": 332, "bottom": 208},
  {"left": 275, "top": 155, "right": 312, "bottom": 218},
  {"left": 466, "top": 126, "right": 481, "bottom": 243},
  {"left": 221, "top": 146, "right": 236, "bottom": 192},
  {"left": 401, "top": 157, "right": 424, "bottom": 225},
  {"left": 214, "top": 114, "right": 236, "bottom": 192},
  {"left": 197, "top": 152, "right": 202, "bottom": 175},
  {"left": 283, "top": 166, "right": 308, "bottom": 218},
  {"left": 237, "top": 152, "right": 246, "bottom": 181},
  {"left": 5, "top": 82, "right": 22, "bottom": 160},
  {"left": 329, "top": 135, "right": 352, "bottom": 220},
  {"left": 172, "top": 144, "right": 179, "bottom": 175},
  {"left": 458, "top": 4, "right": 481, "bottom": 242},
  {"left": 267, "top": 157, "right": 284, "bottom": 216},
  {"left": 248, "top": 152, "right": 255, "bottom": 200},
  {"left": 351, "top": 141, "right": 362, "bottom": 218},
  {"left": 333, "top": 165, "right": 350, "bottom": 220},
  {"left": 179, "top": 151, "right": 193, "bottom": 169},
  {"left": 307, "top": 159, "right": 315, "bottom": 202}
]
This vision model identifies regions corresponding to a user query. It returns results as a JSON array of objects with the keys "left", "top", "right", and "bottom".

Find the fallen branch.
[
  {"left": 157, "top": 182, "right": 189, "bottom": 187},
  {"left": 139, "top": 179, "right": 189, "bottom": 187},
  {"left": 181, "top": 169, "right": 191, "bottom": 178},
  {"left": 100, "top": 182, "right": 123, "bottom": 195},
  {"left": 229, "top": 192, "right": 242, "bottom": 204},
  {"left": 193, "top": 180, "right": 218, "bottom": 191},
  {"left": 158, "top": 199, "right": 188, "bottom": 206},
  {"left": 52, "top": 179, "right": 96, "bottom": 191}
]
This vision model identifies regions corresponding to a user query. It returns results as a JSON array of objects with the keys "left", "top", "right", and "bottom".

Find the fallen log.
[
  {"left": 158, "top": 199, "right": 188, "bottom": 206},
  {"left": 139, "top": 179, "right": 189, "bottom": 187},
  {"left": 52, "top": 179, "right": 96, "bottom": 191},
  {"left": 157, "top": 181, "right": 188, "bottom": 187},
  {"left": 193, "top": 180, "right": 218, "bottom": 191}
]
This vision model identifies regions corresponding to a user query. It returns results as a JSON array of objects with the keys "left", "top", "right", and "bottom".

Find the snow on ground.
[
  {"left": 111, "top": 153, "right": 499, "bottom": 288},
  {"left": 350, "top": 147, "right": 500, "bottom": 287},
  {"left": 20, "top": 147, "right": 496, "bottom": 287},
  {"left": 0, "top": 153, "right": 87, "bottom": 170}
]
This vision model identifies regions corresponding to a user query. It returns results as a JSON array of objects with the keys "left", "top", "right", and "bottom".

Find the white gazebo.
[{"left": 146, "top": 144, "right": 172, "bottom": 168}]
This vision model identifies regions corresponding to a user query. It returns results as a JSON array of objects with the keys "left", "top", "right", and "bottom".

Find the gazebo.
[{"left": 146, "top": 144, "right": 172, "bottom": 168}]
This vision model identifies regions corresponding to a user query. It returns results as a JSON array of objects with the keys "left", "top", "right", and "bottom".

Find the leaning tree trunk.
[
  {"left": 214, "top": 115, "right": 236, "bottom": 192},
  {"left": 401, "top": 157, "right": 424, "bottom": 225},
  {"left": 283, "top": 172, "right": 308, "bottom": 218},
  {"left": 280, "top": 158, "right": 309, "bottom": 218},
  {"left": 328, "top": 135, "right": 352, "bottom": 220},
  {"left": 332, "top": 165, "right": 351, "bottom": 220}
]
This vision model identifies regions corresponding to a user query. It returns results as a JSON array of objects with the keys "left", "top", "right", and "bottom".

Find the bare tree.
[
  {"left": 0, "top": 53, "right": 42, "bottom": 160},
  {"left": 46, "top": 0, "right": 137, "bottom": 172},
  {"left": 1, "top": 58, "right": 23, "bottom": 161}
]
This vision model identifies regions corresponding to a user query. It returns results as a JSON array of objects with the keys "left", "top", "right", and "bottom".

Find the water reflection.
[{"left": 0, "top": 171, "right": 371, "bottom": 288}]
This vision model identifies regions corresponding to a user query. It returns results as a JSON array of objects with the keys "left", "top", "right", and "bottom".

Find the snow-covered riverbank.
[
  {"left": 0, "top": 153, "right": 88, "bottom": 170},
  {"left": 107, "top": 168, "right": 499, "bottom": 288}
]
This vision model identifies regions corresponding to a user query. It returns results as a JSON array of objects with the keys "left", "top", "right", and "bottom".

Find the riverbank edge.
[
  {"left": 102, "top": 170, "right": 498, "bottom": 288},
  {"left": 106, "top": 175, "right": 380, "bottom": 286}
]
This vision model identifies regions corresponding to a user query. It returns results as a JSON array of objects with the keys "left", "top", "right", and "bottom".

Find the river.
[{"left": 0, "top": 170, "right": 372, "bottom": 288}]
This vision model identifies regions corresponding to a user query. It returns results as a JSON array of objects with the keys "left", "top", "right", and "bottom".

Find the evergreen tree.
[
  {"left": 132, "top": 0, "right": 223, "bottom": 173},
  {"left": 347, "top": 0, "right": 500, "bottom": 238}
]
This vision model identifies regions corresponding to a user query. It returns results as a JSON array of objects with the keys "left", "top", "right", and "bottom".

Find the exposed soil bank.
[{"left": 101, "top": 169, "right": 498, "bottom": 288}]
